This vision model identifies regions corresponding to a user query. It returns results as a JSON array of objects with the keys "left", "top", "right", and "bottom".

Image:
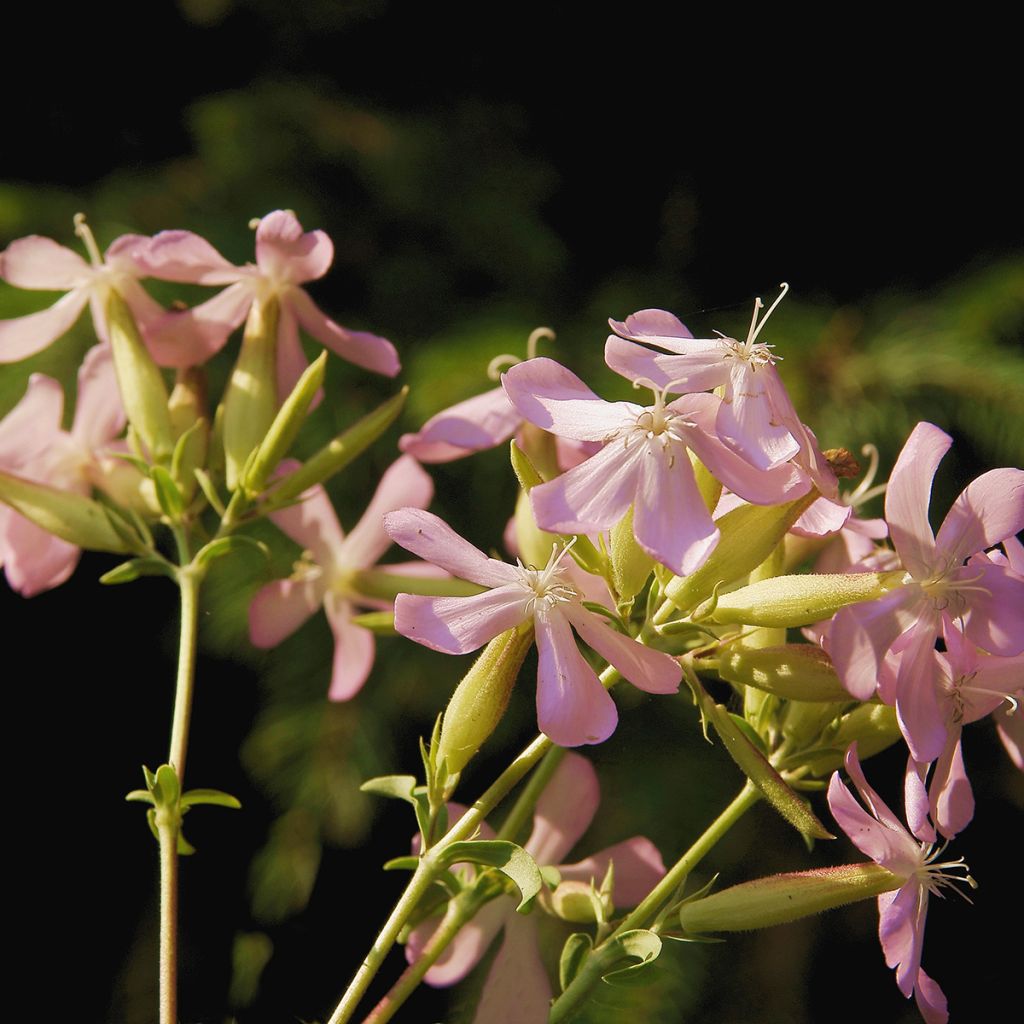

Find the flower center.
[
  {"left": 515, "top": 541, "right": 579, "bottom": 614},
  {"left": 718, "top": 282, "right": 789, "bottom": 371},
  {"left": 618, "top": 378, "right": 695, "bottom": 453}
]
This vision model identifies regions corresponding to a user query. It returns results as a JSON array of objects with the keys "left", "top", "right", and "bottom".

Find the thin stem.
[
  {"left": 157, "top": 817, "right": 179, "bottom": 1024},
  {"left": 548, "top": 782, "right": 761, "bottom": 1024},
  {"left": 496, "top": 745, "right": 567, "bottom": 842},
  {"left": 169, "top": 564, "right": 203, "bottom": 779}
]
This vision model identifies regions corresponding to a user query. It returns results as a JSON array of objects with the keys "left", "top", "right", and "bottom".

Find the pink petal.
[
  {"left": 407, "top": 897, "right": 512, "bottom": 987},
  {"left": 275, "top": 302, "right": 312, "bottom": 405},
  {"left": 524, "top": 752, "right": 600, "bottom": 865},
  {"left": 878, "top": 881, "right": 926, "bottom": 997},
  {"left": 71, "top": 345, "right": 125, "bottom": 448},
  {"left": 960, "top": 560, "right": 1024, "bottom": 656},
  {"left": 563, "top": 603, "right": 680, "bottom": 695},
  {"left": 535, "top": 605, "right": 618, "bottom": 746},
  {"left": 716, "top": 363, "right": 800, "bottom": 470},
  {"left": 996, "top": 702, "right": 1024, "bottom": 770},
  {"left": 828, "top": 588, "right": 915, "bottom": 700},
  {"left": 144, "top": 282, "right": 254, "bottom": 368},
  {"left": 843, "top": 745, "right": 919, "bottom": 849},
  {"left": 608, "top": 308, "right": 694, "bottom": 342},
  {"left": 790, "top": 497, "right": 853, "bottom": 538},
  {"left": 0, "top": 509, "right": 80, "bottom": 596},
  {"left": 399, "top": 387, "right": 522, "bottom": 463},
  {"left": 826, "top": 772, "right": 916, "bottom": 872},
  {"left": 470, "top": 914, "right": 551, "bottom": 1024},
  {"left": 894, "top": 618, "right": 948, "bottom": 763},
  {"left": 287, "top": 287, "right": 400, "bottom": 377},
  {"left": 269, "top": 484, "right": 346, "bottom": 567},
  {"left": 559, "top": 836, "right": 666, "bottom": 907},
  {"left": 935, "top": 467, "right": 1024, "bottom": 564},
  {"left": 929, "top": 736, "right": 974, "bottom": 839},
  {"left": 339, "top": 456, "right": 434, "bottom": 570},
  {"left": 885, "top": 422, "right": 950, "bottom": 579},
  {"left": 502, "top": 357, "right": 636, "bottom": 441},
  {"left": 0, "top": 236, "right": 90, "bottom": 289},
  {"left": 383, "top": 509, "right": 518, "bottom": 588},
  {"left": 139, "top": 229, "right": 243, "bottom": 285},
  {"left": 248, "top": 578, "right": 323, "bottom": 648},
  {"left": 255, "top": 210, "right": 334, "bottom": 284},
  {"left": 325, "top": 593, "right": 376, "bottom": 700},
  {"left": 0, "top": 289, "right": 90, "bottom": 362},
  {"left": 0, "top": 374, "right": 64, "bottom": 465},
  {"left": 604, "top": 334, "right": 728, "bottom": 393},
  {"left": 903, "top": 756, "right": 936, "bottom": 844},
  {"left": 393, "top": 587, "right": 528, "bottom": 655},
  {"left": 529, "top": 438, "right": 645, "bottom": 534},
  {"left": 913, "top": 967, "right": 949, "bottom": 1024}
]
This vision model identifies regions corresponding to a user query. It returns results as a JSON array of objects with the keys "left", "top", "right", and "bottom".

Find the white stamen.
[{"left": 73, "top": 213, "right": 104, "bottom": 267}]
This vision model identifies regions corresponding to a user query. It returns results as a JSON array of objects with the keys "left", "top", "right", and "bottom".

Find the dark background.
[{"left": 3, "top": 3, "right": 1021, "bottom": 1023}]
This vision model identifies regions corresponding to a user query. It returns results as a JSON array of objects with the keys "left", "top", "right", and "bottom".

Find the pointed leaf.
[
  {"left": 153, "top": 764, "right": 181, "bottom": 806},
  {"left": 382, "top": 856, "right": 421, "bottom": 872},
  {"left": 601, "top": 929, "right": 663, "bottom": 987},
  {"left": 195, "top": 534, "right": 270, "bottom": 568},
  {"left": 439, "top": 840, "right": 543, "bottom": 911},
  {"left": 180, "top": 788, "right": 242, "bottom": 809},
  {"left": 125, "top": 789, "right": 154, "bottom": 804},
  {"left": 360, "top": 775, "right": 420, "bottom": 802},
  {"left": 99, "top": 557, "right": 175, "bottom": 585},
  {"left": 510, "top": 440, "right": 544, "bottom": 492},
  {"left": 559, "top": 932, "right": 594, "bottom": 991}
]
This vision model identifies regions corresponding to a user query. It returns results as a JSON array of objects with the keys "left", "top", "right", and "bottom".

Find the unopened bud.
[
  {"left": 609, "top": 505, "right": 655, "bottom": 602},
  {"left": 548, "top": 880, "right": 610, "bottom": 923},
  {"left": 718, "top": 644, "right": 850, "bottom": 702},
  {"left": 806, "top": 703, "right": 902, "bottom": 776}
]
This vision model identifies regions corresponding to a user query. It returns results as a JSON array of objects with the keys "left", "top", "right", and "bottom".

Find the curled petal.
[
  {"left": 913, "top": 967, "right": 949, "bottom": 1024},
  {"left": 399, "top": 387, "right": 522, "bottom": 463},
  {"left": 609, "top": 308, "right": 694, "bottom": 343},
  {"left": 894, "top": 619, "right": 947, "bottom": 763},
  {"left": 929, "top": 736, "right": 974, "bottom": 840},
  {"left": 535, "top": 605, "right": 617, "bottom": 746},
  {"left": 140, "top": 229, "right": 242, "bottom": 285},
  {"left": 717, "top": 363, "right": 800, "bottom": 470},
  {"left": 394, "top": 587, "right": 528, "bottom": 655},
  {"left": 255, "top": 210, "right": 334, "bottom": 284},
  {"left": 563, "top": 603, "right": 680, "bottom": 695},
  {"left": 325, "top": 594, "right": 376, "bottom": 700},
  {"left": 525, "top": 752, "right": 600, "bottom": 865},
  {"left": 0, "top": 289, "right": 90, "bottom": 363},
  {"left": 885, "top": 422, "right": 950, "bottom": 579},
  {"left": 826, "top": 773, "right": 916, "bottom": 873},
  {"left": 560, "top": 836, "right": 666, "bottom": 907},
  {"left": 604, "top": 334, "right": 728, "bottom": 393},
  {"left": 790, "top": 497, "right": 853, "bottom": 538},
  {"left": 248, "top": 577, "right": 323, "bottom": 649},
  {"left": 288, "top": 287, "right": 399, "bottom": 377},
  {"left": 502, "top": 357, "right": 635, "bottom": 441},
  {"left": 383, "top": 509, "right": 517, "bottom": 587},
  {"left": 935, "top": 467, "right": 1024, "bottom": 565},
  {"left": 0, "top": 236, "right": 90, "bottom": 289}
]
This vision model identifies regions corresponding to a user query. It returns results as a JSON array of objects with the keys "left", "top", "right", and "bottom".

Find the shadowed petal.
[
  {"left": 535, "top": 606, "right": 617, "bottom": 746},
  {"left": 325, "top": 593, "right": 376, "bottom": 700},
  {"left": 886, "top": 423, "right": 950, "bottom": 579},
  {"left": 249, "top": 578, "right": 322, "bottom": 649},
  {"left": 471, "top": 914, "right": 551, "bottom": 1024},
  {"left": 394, "top": 588, "right": 528, "bottom": 654},
  {"left": 935, "top": 467, "right": 1024, "bottom": 564},
  {"left": 878, "top": 881, "right": 927, "bottom": 998},
  {"left": 0, "top": 511, "right": 80, "bottom": 596},
  {"left": 145, "top": 282, "right": 254, "bottom": 368},
  {"left": 140, "top": 229, "right": 243, "bottom": 285},
  {"left": 0, "top": 374, "right": 63, "bottom": 465},
  {"left": 717, "top": 363, "right": 799, "bottom": 470},
  {"left": 525, "top": 752, "right": 600, "bottom": 865},
  {"left": 929, "top": 736, "right": 974, "bottom": 840},
  {"left": 914, "top": 968, "right": 949, "bottom": 1024},
  {"left": 560, "top": 837, "right": 666, "bottom": 907},
  {"left": 895, "top": 619, "right": 947, "bottom": 763},
  {"left": 407, "top": 898, "right": 512, "bottom": 987},
  {"left": 72, "top": 345, "right": 125, "bottom": 448}
]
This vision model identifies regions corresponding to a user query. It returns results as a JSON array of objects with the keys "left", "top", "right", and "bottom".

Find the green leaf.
[
  {"left": 728, "top": 712, "right": 768, "bottom": 754},
  {"left": 194, "top": 468, "right": 226, "bottom": 516},
  {"left": 360, "top": 774, "right": 419, "bottom": 802},
  {"left": 195, "top": 534, "right": 270, "bottom": 568},
  {"left": 438, "top": 840, "right": 542, "bottom": 911},
  {"left": 151, "top": 466, "right": 185, "bottom": 518},
  {"left": 99, "top": 557, "right": 175, "bottom": 585},
  {"left": 510, "top": 440, "right": 544, "bottom": 492},
  {"left": 382, "top": 856, "right": 421, "bottom": 872},
  {"left": 559, "top": 932, "right": 594, "bottom": 991},
  {"left": 125, "top": 789, "right": 154, "bottom": 804},
  {"left": 153, "top": 764, "right": 181, "bottom": 806},
  {"left": 180, "top": 788, "right": 242, "bottom": 810},
  {"left": 601, "top": 929, "right": 663, "bottom": 987},
  {"left": 349, "top": 611, "right": 397, "bottom": 635}
]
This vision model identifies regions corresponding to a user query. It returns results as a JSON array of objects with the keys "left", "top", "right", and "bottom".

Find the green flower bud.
[
  {"left": 437, "top": 624, "right": 534, "bottom": 775},
  {"left": 717, "top": 643, "right": 851, "bottom": 702},
  {"left": 514, "top": 488, "right": 560, "bottom": 571},
  {"left": 679, "top": 863, "right": 902, "bottom": 933},
  {"left": 693, "top": 571, "right": 902, "bottom": 628},
  {"left": 548, "top": 880, "right": 610, "bottom": 924},
  {"left": 609, "top": 505, "right": 655, "bottom": 602},
  {"left": 806, "top": 703, "right": 902, "bottom": 776}
]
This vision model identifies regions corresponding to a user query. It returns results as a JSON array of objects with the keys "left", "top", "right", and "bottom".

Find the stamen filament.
[{"left": 73, "top": 213, "right": 104, "bottom": 267}]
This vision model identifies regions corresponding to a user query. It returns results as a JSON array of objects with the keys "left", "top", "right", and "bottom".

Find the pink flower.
[
  {"left": 407, "top": 752, "right": 666, "bottom": 1024},
  {"left": 829, "top": 422, "right": 1024, "bottom": 762},
  {"left": 501, "top": 357, "right": 808, "bottom": 576},
  {"left": 0, "top": 219, "right": 162, "bottom": 363},
  {"left": 827, "top": 744, "right": 975, "bottom": 1024},
  {"left": 0, "top": 345, "right": 125, "bottom": 595},
  {"left": 140, "top": 210, "right": 399, "bottom": 392},
  {"left": 248, "top": 456, "right": 436, "bottom": 700},
  {"left": 383, "top": 508, "right": 681, "bottom": 746}
]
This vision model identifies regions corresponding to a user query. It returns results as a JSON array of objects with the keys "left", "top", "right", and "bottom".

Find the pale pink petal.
[
  {"left": 139, "top": 230, "right": 243, "bottom": 285},
  {"left": 275, "top": 302, "right": 311, "bottom": 404},
  {"left": 0, "top": 289, "right": 90, "bottom": 362},
  {"left": 394, "top": 588, "right": 528, "bottom": 654},
  {"left": 529, "top": 438, "right": 645, "bottom": 535},
  {"left": 383, "top": 509, "right": 518, "bottom": 587},
  {"left": 633, "top": 440, "right": 718, "bottom": 575},
  {"left": 564, "top": 603, "right": 680, "bottom": 695},
  {"left": 934, "top": 467, "right": 1024, "bottom": 564},
  {"left": 913, "top": 968, "right": 949, "bottom": 1024},
  {"left": 1001, "top": 534, "right": 1024, "bottom": 572},
  {"left": 339, "top": 456, "right": 434, "bottom": 570},
  {"left": 826, "top": 772, "right": 916, "bottom": 872},
  {"left": 524, "top": 752, "right": 600, "bottom": 865},
  {"left": 255, "top": 210, "right": 334, "bottom": 284},
  {"left": 878, "top": 881, "right": 926, "bottom": 998},
  {"left": 717, "top": 362, "right": 800, "bottom": 470},
  {"left": 842, "top": 745, "right": 918, "bottom": 845},
  {"left": 248, "top": 578, "right": 322, "bottom": 648},
  {"left": 609, "top": 308, "right": 694, "bottom": 343},
  {"left": 535, "top": 605, "right": 618, "bottom": 746},
  {"left": 399, "top": 387, "right": 522, "bottom": 463},
  {"left": 287, "top": 287, "right": 399, "bottom": 377},
  {"left": 554, "top": 436, "right": 602, "bottom": 471},
  {"left": 903, "top": 756, "right": 936, "bottom": 844},
  {"left": 885, "top": 422, "right": 950, "bottom": 579},
  {"left": 895, "top": 617, "right": 948, "bottom": 763},
  {"left": 407, "top": 896, "right": 512, "bottom": 987},
  {"left": 559, "top": 837, "right": 666, "bottom": 907},
  {"left": 325, "top": 593, "right": 376, "bottom": 700},
  {"left": 790, "top": 496, "right": 853, "bottom": 538},
  {"left": 960, "top": 561, "right": 1024, "bottom": 656},
  {"left": 604, "top": 334, "right": 727, "bottom": 392},
  {"left": 145, "top": 282, "right": 254, "bottom": 368},
  {"left": 829, "top": 588, "right": 916, "bottom": 700},
  {"left": 269, "top": 484, "right": 347, "bottom": 567},
  {"left": 929, "top": 736, "right": 974, "bottom": 839},
  {"left": 71, "top": 345, "right": 125, "bottom": 447},
  {"left": 0, "top": 512, "right": 80, "bottom": 596},
  {"left": 470, "top": 914, "right": 551, "bottom": 1024},
  {"left": 502, "top": 357, "right": 636, "bottom": 441},
  {"left": 0, "top": 374, "right": 63, "bottom": 465},
  {"left": 0, "top": 236, "right": 90, "bottom": 289},
  {"left": 996, "top": 703, "right": 1024, "bottom": 770}
]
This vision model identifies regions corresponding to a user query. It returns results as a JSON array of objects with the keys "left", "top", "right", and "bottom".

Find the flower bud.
[
  {"left": 548, "top": 880, "right": 610, "bottom": 923},
  {"left": 679, "top": 863, "right": 902, "bottom": 933},
  {"left": 692, "top": 571, "right": 902, "bottom": 628},
  {"left": 664, "top": 492, "right": 817, "bottom": 613},
  {"left": 717, "top": 643, "right": 850, "bottom": 702},
  {"left": 514, "top": 487, "right": 560, "bottom": 570},
  {"left": 436, "top": 624, "right": 534, "bottom": 775},
  {"left": 609, "top": 505, "right": 655, "bottom": 602},
  {"left": 806, "top": 703, "right": 902, "bottom": 776}
]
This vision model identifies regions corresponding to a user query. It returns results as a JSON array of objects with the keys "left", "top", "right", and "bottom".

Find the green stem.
[
  {"left": 169, "top": 563, "right": 203, "bottom": 779},
  {"left": 548, "top": 781, "right": 761, "bottom": 1024},
  {"left": 496, "top": 746, "right": 567, "bottom": 842},
  {"left": 157, "top": 815, "right": 178, "bottom": 1024}
]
